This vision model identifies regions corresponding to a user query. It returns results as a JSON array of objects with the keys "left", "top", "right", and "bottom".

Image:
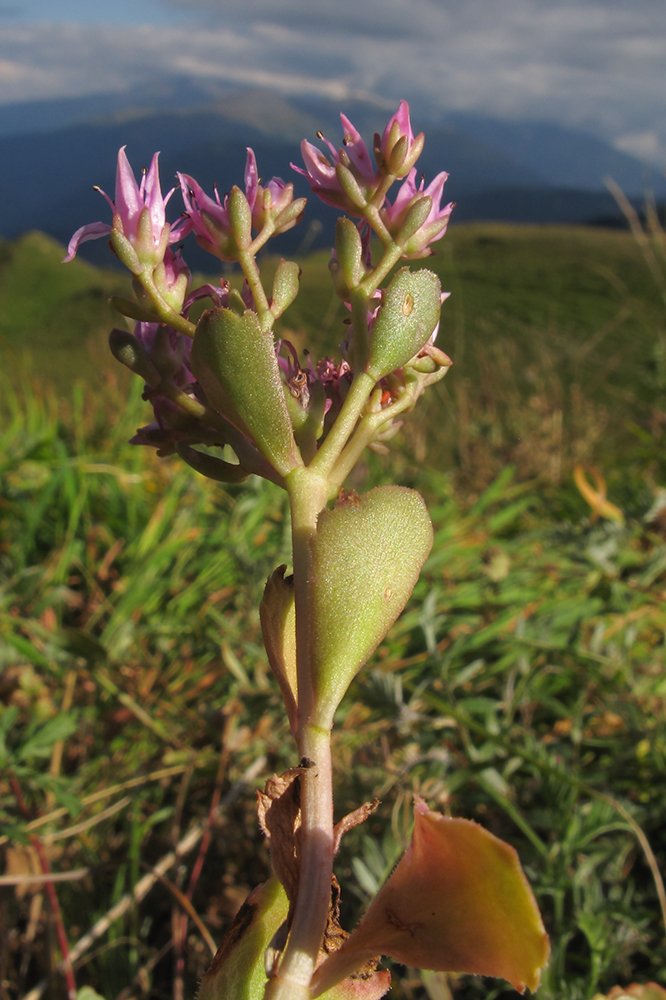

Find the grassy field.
[{"left": 1, "top": 222, "right": 666, "bottom": 1000}]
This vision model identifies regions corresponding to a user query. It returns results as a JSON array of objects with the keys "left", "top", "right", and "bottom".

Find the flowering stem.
[
  {"left": 137, "top": 273, "right": 196, "bottom": 338},
  {"left": 236, "top": 248, "right": 273, "bottom": 331},
  {"left": 362, "top": 202, "right": 393, "bottom": 248},
  {"left": 309, "top": 372, "right": 375, "bottom": 480},
  {"left": 329, "top": 387, "right": 418, "bottom": 491},
  {"left": 262, "top": 470, "right": 334, "bottom": 1000},
  {"left": 360, "top": 241, "right": 403, "bottom": 298},
  {"left": 156, "top": 383, "right": 227, "bottom": 433}
]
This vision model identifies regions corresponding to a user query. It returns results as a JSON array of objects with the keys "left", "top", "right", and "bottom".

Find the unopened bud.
[
  {"left": 271, "top": 259, "right": 301, "bottom": 319},
  {"left": 395, "top": 196, "right": 432, "bottom": 248},
  {"left": 335, "top": 163, "right": 367, "bottom": 210},
  {"left": 334, "top": 217, "right": 364, "bottom": 289},
  {"left": 273, "top": 197, "right": 307, "bottom": 233},
  {"left": 227, "top": 186, "right": 252, "bottom": 250},
  {"left": 388, "top": 134, "right": 409, "bottom": 175},
  {"left": 108, "top": 328, "right": 161, "bottom": 385}
]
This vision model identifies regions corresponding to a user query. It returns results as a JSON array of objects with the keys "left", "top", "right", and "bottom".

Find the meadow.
[{"left": 1, "top": 220, "right": 666, "bottom": 1000}]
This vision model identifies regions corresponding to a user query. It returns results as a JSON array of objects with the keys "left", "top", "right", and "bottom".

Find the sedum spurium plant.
[{"left": 65, "top": 101, "right": 549, "bottom": 1000}]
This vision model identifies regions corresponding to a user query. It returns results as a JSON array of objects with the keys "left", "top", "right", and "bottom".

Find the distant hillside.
[{"left": 0, "top": 84, "right": 663, "bottom": 262}]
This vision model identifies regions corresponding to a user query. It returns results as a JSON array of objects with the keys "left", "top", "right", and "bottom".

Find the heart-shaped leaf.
[{"left": 310, "top": 486, "right": 433, "bottom": 728}]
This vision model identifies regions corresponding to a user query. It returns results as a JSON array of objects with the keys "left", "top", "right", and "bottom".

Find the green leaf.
[
  {"left": 77, "top": 987, "right": 109, "bottom": 1000},
  {"left": 310, "top": 487, "right": 433, "bottom": 728},
  {"left": 198, "top": 878, "right": 288, "bottom": 1000},
  {"left": 366, "top": 269, "right": 441, "bottom": 381},
  {"left": 18, "top": 713, "right": 78, "bottom": 761},
  {"left": 191, "top": 307, "right": 300, "bottom": 477}
]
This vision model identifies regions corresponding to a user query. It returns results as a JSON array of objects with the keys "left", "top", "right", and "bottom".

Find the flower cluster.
[
  {"left": 294, "top": 100, "right": 453, "bottom": 258},
  {"left": 64, "top": 102, "right": 454, "bottom": 470}
]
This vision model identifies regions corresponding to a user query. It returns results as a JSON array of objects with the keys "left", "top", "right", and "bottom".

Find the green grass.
[
  {"left": 1, "top": 223, "right": 666, "bottom": 1000},
  {"left": 1, "top": 375, "right": 666, "bottom": 1000}
]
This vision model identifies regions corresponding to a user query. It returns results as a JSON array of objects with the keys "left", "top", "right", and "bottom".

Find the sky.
[{"left": 0, "top": 0, "right": 665, "bottom": 165}]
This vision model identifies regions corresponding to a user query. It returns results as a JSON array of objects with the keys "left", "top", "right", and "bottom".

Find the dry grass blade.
[
  {"left": 598, "top": 791, "right": 666, "bottom": 945},
  {"left": 46, "top": 797, "right": 132, "bottom": 843},
  {"left": 20, "top": 756, "right": 267, "bottom": 1000},
  {"left": 0, "top": 869, "right": 90, "bottom": 886},
  {"left": 0, "top": 766, "right": 191, "bottom": 847},
  {"left": 144, "top": 867, "right": 217, "bottom": 956}
]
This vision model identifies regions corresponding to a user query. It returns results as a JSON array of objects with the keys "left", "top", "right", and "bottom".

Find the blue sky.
[
  {"left": 1, "top": 0, "right": 190, "bottom": 26},
  {"left": 1, "top": 0, "right": 664, "bottom": 166}
]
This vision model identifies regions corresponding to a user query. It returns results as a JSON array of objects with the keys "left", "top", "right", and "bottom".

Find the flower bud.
[
  {"left": 273, "top": 196, "right": 307, "bottom": 233},
  {"left": 334, "top": 218, "right": 364, "bottom": 289},
  {"left": 335, "top": 163, "right": 368, "bottom": 210},
  {"left": 227, "top": 186, "right": 253, "bottom": 251},
  {"left": 108, "top": 328, "right": 161, "bottom": 385},
  {"left": 394, "top": 196, "right": 432, "bottom": 248},
  {"left": 271, "top": 260, "right": 301, "bottom": 319}
]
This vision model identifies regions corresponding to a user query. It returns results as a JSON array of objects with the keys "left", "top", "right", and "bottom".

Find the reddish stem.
[
  {"left": 10, "top": 776, "right": 77, "bottom": 1000},
  {"left": 174, "top": 744, "right": 229, "bottom": 986}
]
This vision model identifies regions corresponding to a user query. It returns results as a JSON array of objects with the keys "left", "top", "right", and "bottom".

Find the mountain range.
[{"left": 1, "top": 78, "right": 663, "bottom": 264}]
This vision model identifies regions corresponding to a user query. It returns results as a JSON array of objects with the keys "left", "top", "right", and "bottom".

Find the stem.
[
  {"left": 359, "top": 241, "right": 403, "bottom": 298},
  {"left": 309, "top": 372, "right": 375, "bottom": 481},
  {"left": 329, "top": 383, "right": 422, "bottom": 491},
  {"left": 237, "top": 247, "right": 273, "bottom": 331},
  {"left": 362, "top": 201, "right": 393, "bottom": 248},
  {"left": 156, "top": 382, "right": 227, "bottom": 433},
  {"left": 263, "top": 470, "right": 334, "bottom": 1000},
  {"left": 137, "top": 273, "right": 196, "bottom": 338}
]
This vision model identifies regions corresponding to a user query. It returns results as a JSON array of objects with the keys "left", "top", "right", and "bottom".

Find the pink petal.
[
  {"left": 244, "top": 148, "right": 259, "bottom": 212},
  {"left": 114, "top": 146, "right": 142, "bottom": 240},
  {"left": 143, "top": 151, "right": 166, "bottom": 236},
  {"left": 62, "top": 221, "right": 112, "bottom": 262},
  {"left": 340, "top": 114, "right": 375, "bottom": 183}
]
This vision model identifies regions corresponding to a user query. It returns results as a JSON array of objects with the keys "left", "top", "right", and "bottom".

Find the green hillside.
[
  {"left": 0, "top": 231, "right": 130, "bottom": 388},
  {"left": 2, "top": 223, "right": 664, "bottom": 487}
]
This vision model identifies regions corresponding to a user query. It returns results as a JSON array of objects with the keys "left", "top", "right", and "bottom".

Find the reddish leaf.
[{"left": 311, "top": 798, "right": 549, "bottom": 997}]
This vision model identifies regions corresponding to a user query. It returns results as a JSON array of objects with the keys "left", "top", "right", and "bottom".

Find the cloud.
[
  {"left": 1, "top": 0, "right": 665, "bottom": 165},
  {"left": 614, "top": 131, "right": 663, "bottom": 163}
]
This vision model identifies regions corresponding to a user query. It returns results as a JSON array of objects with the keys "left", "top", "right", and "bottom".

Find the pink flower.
[
  {"left": 64, "top": 147, "right": 187, "bottom": 265},
  {"left": 179, "top": 148, "right": 304, "bottom": 260},
  {"left": 381, "top": 167, "right": 454, "bottom": 257},
  {"left": 177, "top": 172, "right": 231, "bottom": 259},
  {"left": 379, "top": 100, "right": 424, "bottom": 177},
  {"left": 293, "top": 113, "right": 377, "bottom": 214}
]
